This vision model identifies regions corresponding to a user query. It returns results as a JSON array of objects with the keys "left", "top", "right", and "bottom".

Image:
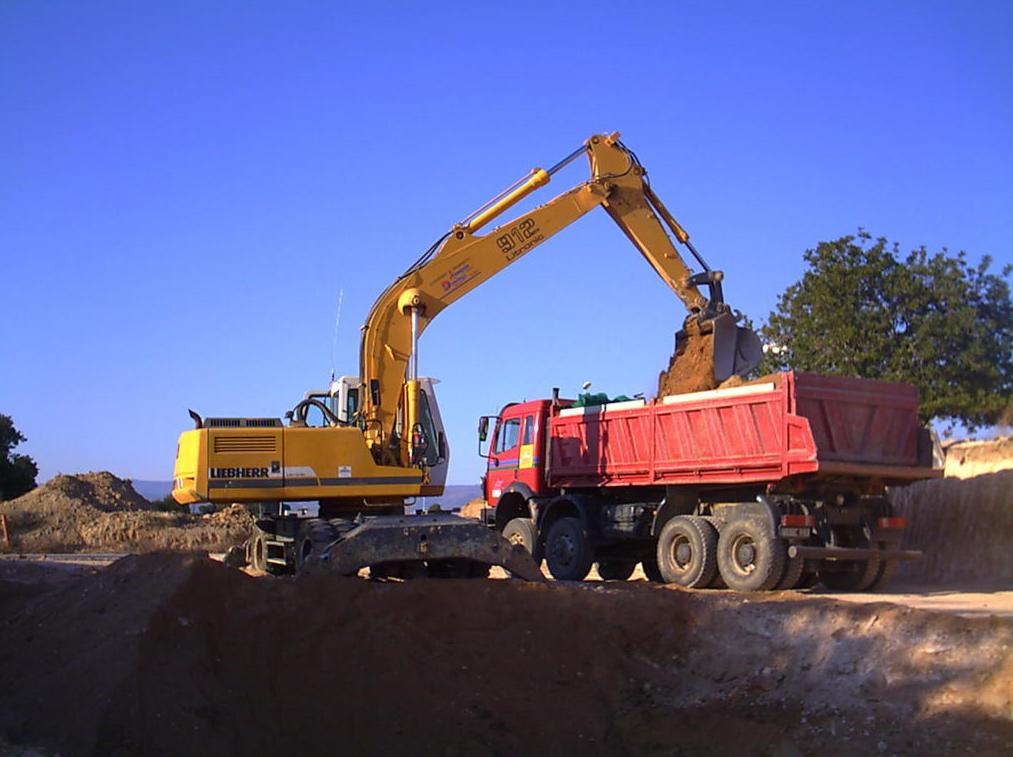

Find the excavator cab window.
[{"left": 346, "top": 388, "right": 359, "bottom": 423}]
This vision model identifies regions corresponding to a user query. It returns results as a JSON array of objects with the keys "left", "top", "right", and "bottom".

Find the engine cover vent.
[
  {"left": 205, "top": 417, "right": 283, "bottom": 428},
  {"left": 213, "top": 435, "right": 278, "bottom": 454}
]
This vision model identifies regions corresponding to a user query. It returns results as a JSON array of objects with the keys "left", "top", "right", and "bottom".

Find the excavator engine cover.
[{"left": 303, "top": 513, "right": 545, "bottom": 581}]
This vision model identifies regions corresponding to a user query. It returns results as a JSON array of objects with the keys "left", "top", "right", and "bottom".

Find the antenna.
[{"left": 330, "top": 288, "right": 344, "bottom": 383}]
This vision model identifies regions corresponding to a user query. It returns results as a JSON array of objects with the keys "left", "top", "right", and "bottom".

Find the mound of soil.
[
  {"left": 943, "top": 436, "right": 1013, "bottom": 479},
  {"left": 0, "top": 553, "right": 1009, "bottom": 756},
  {"left": 0, "top": 473, "right": 253, "bottom": 554}
]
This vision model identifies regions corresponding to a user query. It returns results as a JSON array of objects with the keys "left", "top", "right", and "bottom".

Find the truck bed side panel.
[{"left": 547, "top": 372, "right": 928, "bottom": 489}]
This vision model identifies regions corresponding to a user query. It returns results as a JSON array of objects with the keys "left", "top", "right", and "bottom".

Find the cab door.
[
  {"left": 516, "top": 413, "right": 541, "bottom": 493},
  {"left": 486, "top": 415, "right": 521, "bottom": 507}
]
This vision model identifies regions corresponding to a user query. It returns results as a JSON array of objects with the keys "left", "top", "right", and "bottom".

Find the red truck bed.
[{"left": 548, "top": 372, "right": 938, "bottom": 489}]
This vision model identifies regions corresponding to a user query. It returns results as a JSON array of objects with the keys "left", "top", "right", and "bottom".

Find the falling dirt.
[
  {"left": 0, "top": 472, "right": 253, "bottom": 554},
  {"left": 0, "top": 553, "right": 1010, "bottom": 756},
  {"left": 657, "top": 330, "right": 721, "bottom": 396}
]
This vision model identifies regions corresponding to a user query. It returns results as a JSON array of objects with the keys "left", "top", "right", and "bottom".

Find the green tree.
[
  {"left": 761, "top": 231, "right": 1012, "bottom": 430},
  {"left": 0, "top": 414, "right": 39, "bottom": 501}
]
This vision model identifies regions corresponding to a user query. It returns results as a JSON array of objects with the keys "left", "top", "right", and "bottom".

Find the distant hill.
[
  {"left": 132, "top": 480, "right": 173, "bottom": 502},
  {"left": 129, "top": 479, "right": 482, "bottom": 511}
]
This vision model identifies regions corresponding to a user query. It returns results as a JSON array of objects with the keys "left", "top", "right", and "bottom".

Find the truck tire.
[
  {"left": 716, "top": 517, "right": 786, "bottom": 592},
  {"left": 502, "top": 517, "right": 540, "bottom": 561},
  {"left": 864, "top": 556, "right": 897, "bottom": 592},
  {"left": 818, "top": 558, "right": 880, "bottom": 592},
  {"left": 544, "top": 517, "right": 594, "bottom": 582},
  {"left": 775, "top": 554, "right": 806, "bottom": 590},
  {"left": 597, "top": 561, "right": 636, "bottom": 581},
  {"left": 820, "top": 543, "right": 891, "bottom": 592},
  {"left": 657, "top": 516, "right": 718, "bottom": 588}
]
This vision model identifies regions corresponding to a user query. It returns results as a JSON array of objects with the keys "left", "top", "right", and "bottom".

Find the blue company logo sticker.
[{"left": 440, "top": 262, "right": 480, "bottom": 294}]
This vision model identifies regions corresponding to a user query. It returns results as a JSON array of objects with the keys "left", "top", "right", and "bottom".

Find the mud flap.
[{"left": 303, "top": 513, "right": 545, "bottom": 581}]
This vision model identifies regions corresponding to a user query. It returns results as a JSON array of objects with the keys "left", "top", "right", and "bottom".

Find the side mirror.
[
  {"left": 438, "top": 431, "right": 447, "bottom": 461},
  {"left": 478, "top": 416, "right": 489, "bottom": 442}
]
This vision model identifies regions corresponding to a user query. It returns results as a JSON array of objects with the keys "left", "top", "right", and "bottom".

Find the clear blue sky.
[{"left": 2, "top": 1, "right": 1011, "bottom": 487}]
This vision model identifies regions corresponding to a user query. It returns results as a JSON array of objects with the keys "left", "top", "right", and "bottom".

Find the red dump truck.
[{"left": 476, "top": 372, "right": 941, "bottom": 591}]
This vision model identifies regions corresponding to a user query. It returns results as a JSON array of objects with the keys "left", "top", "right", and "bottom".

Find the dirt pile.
[
  {"left": 0, "top": 473, "right": 253, "bottom": 553},
  {"left": 0, "top": 553, "right": 1010, "bottom": 756},
  {"left": 943, "top": 436, "right": 1013, "bottom": 479},
  {"left": 890, "top": 470, "right": 1013, "bottom": 584}
]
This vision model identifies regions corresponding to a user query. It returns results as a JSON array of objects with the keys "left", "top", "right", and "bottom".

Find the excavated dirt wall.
[
  {"left": 0, "top": 553, "right": 1010, "bottom": 757},
  {"left": 890, "top": 470, "right": 1013, "bottom": 584}
]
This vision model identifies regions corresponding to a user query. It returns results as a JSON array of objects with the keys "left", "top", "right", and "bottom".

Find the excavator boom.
[{"left": 360, "top": 132, "right": 760, "bottom": 467}]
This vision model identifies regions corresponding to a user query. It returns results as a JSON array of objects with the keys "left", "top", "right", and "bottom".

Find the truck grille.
[{"left": 213, "top": 435, "right": 278, "bottom": 454}]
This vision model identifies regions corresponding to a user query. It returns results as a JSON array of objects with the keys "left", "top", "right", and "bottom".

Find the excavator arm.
[{"left": 359, "top": 132, "right": 760, "bottom": 466}]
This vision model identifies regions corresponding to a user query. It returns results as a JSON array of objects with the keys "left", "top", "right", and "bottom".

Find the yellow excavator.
[{"left": 171, "top": 132, "right": 761, "bottom": 578}]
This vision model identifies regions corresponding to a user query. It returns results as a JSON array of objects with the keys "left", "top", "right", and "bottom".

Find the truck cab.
[{"left": 480, "top": 399, "right": 556, "bottom": 526}]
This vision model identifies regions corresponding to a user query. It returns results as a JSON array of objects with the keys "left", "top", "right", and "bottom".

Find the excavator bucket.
[
  {"left": 302, "top": 513, "right": 545, "bottom": 581},
  {"left": 709, "top": 312, "right": 763, "bottom": 381},
  {"left": 664, "top": 315, "right": 764, "bottom": 395}
]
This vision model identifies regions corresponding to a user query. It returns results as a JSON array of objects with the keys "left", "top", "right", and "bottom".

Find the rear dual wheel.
[
  {"left": 656, "top": 516, "right": 719, "bottom": 588},
  {"left": 716, "top": 517, "right": 786, "bottom": 592},
  {"left": 819, "top": 544, "right": 895, "bottom": 592}
]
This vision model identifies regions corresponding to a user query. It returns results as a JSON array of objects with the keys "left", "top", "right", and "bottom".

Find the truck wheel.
[
  {"left": 864, "top": 556, "right": 897, "bottom": 592},
  {"left": 641, "top": 558, "right": 664, "bottom": 583},
  {"left": 657, "top": 516, "right": 718, "bottom": 588},
  {"left": 544, "top": 517, "right": 593, "bottom": 581},
  {"left": 502, "top": 517, "right": 540, "bottom": 561},
  {"left": 818, "top": 558, "right": 880, "bottom": 592},
  {"left": 775, "top": 554, "right": 806, "bottom": 590},
  {"left": 597, "top": 561, "right": 636, "bottom": 581},
  {"left": 717, "top": 517, "right": 786, "bottom": 592}
]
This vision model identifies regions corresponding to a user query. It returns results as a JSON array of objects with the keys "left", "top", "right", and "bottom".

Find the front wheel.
[
  {"left": 544, "top": 517, "right": 593, "bottom": 582},
  {"left": 716, "top": 517, "right": 786, "bottom": 592},
  {"left": 502, "top": 517, "right": 540, "bottom": 561}
]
